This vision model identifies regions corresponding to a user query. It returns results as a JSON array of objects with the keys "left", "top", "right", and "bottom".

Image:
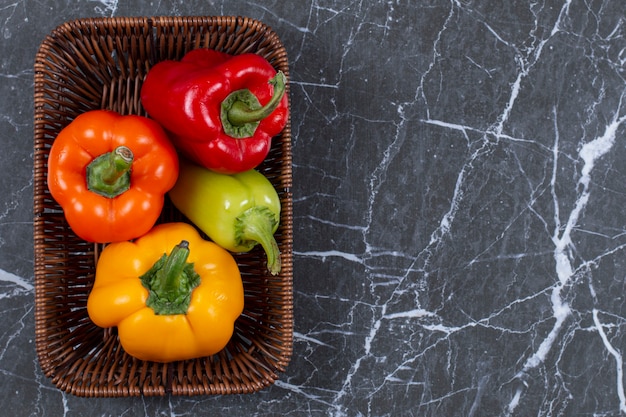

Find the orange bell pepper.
[
  {"left": 87, "top": 222, "right": 244, "bottom": 362},
  {"left": 47, "top": 110, "right": 179, "bottom": 243}
]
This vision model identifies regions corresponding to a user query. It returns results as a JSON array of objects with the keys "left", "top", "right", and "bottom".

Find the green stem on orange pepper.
[{"left": 86, "top": 145, "right": 134, "bottom": 198}]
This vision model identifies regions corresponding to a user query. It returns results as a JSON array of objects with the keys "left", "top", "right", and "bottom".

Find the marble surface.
[{"left": 2, "top": 0, "right": 626, "bottom": 415}]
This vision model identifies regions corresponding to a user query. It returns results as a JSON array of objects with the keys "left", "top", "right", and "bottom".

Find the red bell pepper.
[{"left": 140, "top": 49, "right": 289, "bottom": 174}]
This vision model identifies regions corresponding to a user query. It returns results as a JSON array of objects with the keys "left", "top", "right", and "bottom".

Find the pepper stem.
[
  {"left": 235, "top": 206, "right": 281, "bottom": 275},
  {"left": 86, "top": 146, "right": 133, "bottom": 198},
  {"left": 221, "top": 71, "right": 287, "bottom": 139},
  {"left": 140, "top": 240, "right": 201, "bottom": 315}
]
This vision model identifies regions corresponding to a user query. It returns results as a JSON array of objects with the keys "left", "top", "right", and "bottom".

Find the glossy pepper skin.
[
  {"left": 140, "top": 49, "right": 289, "bottom": 174},
  {"left": 47, "top": 110, "right": 179, "bottom": 243},
  {"left": 87, "top": 222, "right": 244, "bottom": 363},
  {"left": 168, "top": 161, "right": 282, "bottom": 275}
]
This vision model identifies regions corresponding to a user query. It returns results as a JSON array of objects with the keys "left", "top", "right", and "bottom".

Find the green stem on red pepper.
[
  {"left": 86, "top": 145, "right": 134, "bottom": 198},
  {"left": 140, "top": 240, "right": 201, "bottom": 315},
  {"left": 221, "top": 71, "right": 287, "bottom": 138}
]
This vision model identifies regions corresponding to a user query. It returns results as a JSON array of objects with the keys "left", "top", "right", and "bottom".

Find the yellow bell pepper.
[{"left": 87, "top": 222, "right": 244, "bottom": 362}]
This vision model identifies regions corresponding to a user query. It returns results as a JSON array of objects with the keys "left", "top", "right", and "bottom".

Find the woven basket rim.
[{"left": 33, "top": 15, "right": 293, "bottom": 397}]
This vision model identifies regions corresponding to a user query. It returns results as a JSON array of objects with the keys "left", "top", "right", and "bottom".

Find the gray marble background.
[{"left": 3, "top": 0, "right": 626, "bottom": 416}]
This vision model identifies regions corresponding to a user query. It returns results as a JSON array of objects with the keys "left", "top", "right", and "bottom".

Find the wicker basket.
[{"left": 33, "top": 16, "right": 293, "bottom": 397}]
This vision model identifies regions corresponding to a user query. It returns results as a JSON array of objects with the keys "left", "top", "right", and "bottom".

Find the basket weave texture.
[{"left": 33, "top": 16, "right": 293, "bottom": 397}]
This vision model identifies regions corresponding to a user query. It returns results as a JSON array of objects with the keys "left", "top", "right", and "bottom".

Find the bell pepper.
[
  {"left": 87, "top": 222, "right": 244, "bottom": 363},
  {"left": 168, "top": 161, "right": 282, "bottom": 275},
  {"left": 47, "top": 110, "right": 179, "bottom": 243},
  {"left": 140, "top": 49, "right": 289, "bottom": 174}
]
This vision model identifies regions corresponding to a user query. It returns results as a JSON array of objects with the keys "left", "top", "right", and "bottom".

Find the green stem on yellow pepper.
[
  {"left": 221, "top": 71, "right": 286, "bottom": 138},
  {"left": 235, "top": 206, "right": 281, "bottom": 275},
  {"left": 86, "top": 145, "right": 134, "bottom": 198},
  {"left": 140, "top": 240, "right": 201, "bottom": 315}
]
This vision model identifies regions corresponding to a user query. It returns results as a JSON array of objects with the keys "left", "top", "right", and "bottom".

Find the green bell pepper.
[{"left": 168, "top": 162, "right": 282, "bottom": 275}]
